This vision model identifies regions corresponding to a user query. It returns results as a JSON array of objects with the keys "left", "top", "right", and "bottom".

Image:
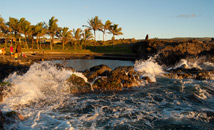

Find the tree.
[
  {"left": 8, "top": 17, "right": 19, "bottom": 36},
  {"left": 82, "top": 29, "right": 93, "bottom": 49},
  {"left": 100, "top": 20, "right": 112, "bottom": 45},
  {"left": 20, "top": 19, "right": 32, "bottom": 49},
  {"left": 87, "top": 16, "right": 102, "bottom": 41},
  {"left": 73, "top": 28, "right": 82, "bottom": 49},
  {"left": 57, "top": 27, "right": 73, "bottom": 50},
  {"left": 18, "top": 17, "right": 27, "bottom": 44},
  {"left": 0, "top": 16, "right": 6, "bottom": 37},
  {"left": 0, "top": 16, "right": 9, "bottom": 46},
  {"left": 7, "top": 17, "right": 19, "bottom": 45},
  {"left": 109, "top": 24, "right": 123, "bottom": 45},
  {"left": 33, "top": 22, "right": 47, "bottom": 49},
  {"left": 48, "top": 16, "right": 58, "bottom": 50}
]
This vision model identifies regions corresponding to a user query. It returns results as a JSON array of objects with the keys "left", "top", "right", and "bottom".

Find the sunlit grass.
[{"left": 0, "top": 42, "right": 135, "bottom": 55}]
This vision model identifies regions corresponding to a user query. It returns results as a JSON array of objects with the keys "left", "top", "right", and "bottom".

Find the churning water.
[{"left": 1, "top": 58, "right": 214, "bottom": 130}]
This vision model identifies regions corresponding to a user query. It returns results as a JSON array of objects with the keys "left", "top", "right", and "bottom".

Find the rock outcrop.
[
  {"left": 67, "top": 65, "right": 151, "bottom": 94},
  {"left": 0, "top": 110, "right": 4, "bottom": 129},
  {"left": 82, "top": 64, "right": 112, "bottom": 82},
  {"left": 0, "top": 110, "right": 24, "bottom": 130},
  {"left": 164, "top": 66, "right": 214, "bottom": 80},
  {"left": 5, "top": 111, "right": 24, "bottom": 121},
  {"left": 0, "top": 63, "right": 29, "bottom": 82},
  {"left": 67, "top": 74, "right": 92, "bottom": 94},
  {"left": 132, "top": 39, "right": 214, "bottom": 66}
]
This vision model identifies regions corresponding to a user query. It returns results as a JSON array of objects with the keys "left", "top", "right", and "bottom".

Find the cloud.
[{"left": 177, "top": 13, "right": 197, "bottom": 18}]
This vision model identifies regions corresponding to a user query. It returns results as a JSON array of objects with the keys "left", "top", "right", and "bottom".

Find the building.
[{"left": 0, "top": 37, "right": 16, "bottom": 44}]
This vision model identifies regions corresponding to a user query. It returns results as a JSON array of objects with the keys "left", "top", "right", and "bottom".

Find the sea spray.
[
  {"left": 1, "top": 62, "right": 89, "bottom": 129},
  {"left": 172, "top": 59, "right": 202, "bottom": 70},
  {"left": 169, "top": 57, "right": 212, "bottom": 70},
  {"left": 134, "top": 55, "right": 165, "bottom": 82},
  {"left": 2, "top": 62, "right": 87, "bottom": 106}
]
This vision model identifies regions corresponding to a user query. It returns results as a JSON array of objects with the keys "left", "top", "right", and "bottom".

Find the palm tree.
[
  {"left": 82, "top": 29, "right": 93, "bottom": 49},
  {"left": 33, "top": 22, "right": 47, "bottom": 49},
  {"left": 48, "top": 16, "right": 58, "bottom": 50},
  {"left": 7, "top": 17, "right": 19, "bottom": 45},
  {"left": 8, "top": 17, "right": 19, "bottom": 36},
  {"left": 87, "top": 16, "right": 102, "bottom": 41},
  {"left": 100, "top": 20, "right": 112, "bottom": 45},
  {"left": 20, "top": 20, "right": 32, "bottom": 49},
  {"left": 73, "top": 28, "right": 82, "bottom": 49},
  {"left": 109, "top": 24, "right": 123, "bottom": 45},
  {"left": 0, "top": 16, "right": 6, "bottom": 37},
  {"left": 0, "top": 16, "right": 9, "bottom": 46},
  {"left": 57, "top": 27, "right": 73, "bottom": 50},
  {"left": 18, "top": 17, "right": 27, "bottom": 44}
]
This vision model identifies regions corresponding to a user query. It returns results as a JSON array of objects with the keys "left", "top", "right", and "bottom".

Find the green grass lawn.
[
  {"left": 86, "top": 44, "right": 134, "bottom": 54},
  {"left": 0, "top": 43, "right": 135, "bottom": 55}
]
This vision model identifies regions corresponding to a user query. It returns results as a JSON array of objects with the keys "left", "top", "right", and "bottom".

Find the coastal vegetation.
[{"left": 0, "top": 15, "right": 126, "bottom": 54}]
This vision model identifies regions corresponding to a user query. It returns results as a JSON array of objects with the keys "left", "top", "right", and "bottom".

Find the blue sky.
[{"left": 1, "top": 0, "right": 214, "bottom": 40}]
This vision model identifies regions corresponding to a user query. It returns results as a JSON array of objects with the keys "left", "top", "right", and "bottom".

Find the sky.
[{"left": 0, "top": 0, "right": 214, "bottom": 40}]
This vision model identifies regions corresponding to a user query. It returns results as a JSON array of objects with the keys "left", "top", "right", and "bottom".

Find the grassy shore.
[{"left": 0, "top": 42, "right": 138, "bottom": 67}]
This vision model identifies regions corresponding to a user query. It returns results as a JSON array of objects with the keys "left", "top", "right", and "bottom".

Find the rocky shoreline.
[
  {"left": 132, "top": 39, "right": 214, "bottom": 66},
  {"left": 0, "top": 39, "right": 214, "bottom": 128}
]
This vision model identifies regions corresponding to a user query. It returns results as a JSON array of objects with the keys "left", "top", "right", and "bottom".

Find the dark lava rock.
[
  {"left": 0, "top": 110, "right": 4, "bottom": 129},
  {"left": 68, "top": 65, "right": 149, "bottom": 93},
  {"left": 0, "top": 82, "right": 11, "bottom": 102},
  {"left": 54, "top": 63, "right": 75, "bottom": 72},
  {"left": 0, "top": 63, "right": 29, "bottom": 82},
  {"left": 67, "top": 74, "right": 92, "bottom": 94},
  {"left": 83, "top": 64, "right": 111, "bottom": 82},
  {"left": 5, "top": 111, "right": 24, "bottom": 121},
  {"left": 132, "top": 39, "right": 214, "bottom": 66},
  {"left": 164, "top": 67, "right": 214, "bottom": 80},
  {"left": 92, "top": 66, "right": 141, "bottom": 92}
]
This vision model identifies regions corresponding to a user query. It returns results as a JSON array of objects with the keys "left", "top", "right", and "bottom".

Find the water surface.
[{"left": 53, "top": 59, "right": 134, "bottom": 71}]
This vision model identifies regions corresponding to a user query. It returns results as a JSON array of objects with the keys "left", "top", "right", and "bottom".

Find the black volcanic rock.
[{"left": 132, "top": 39, "right": 214, "bottom": 66}]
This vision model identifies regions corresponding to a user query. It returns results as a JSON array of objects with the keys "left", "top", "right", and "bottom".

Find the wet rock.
[
  {"left": 0, "top": 110, "right": 4, "bottom": 129},
  {"left": 68, "top": 65, "right": 153, "bottom": 93},
  {"left": 0, "top": 63, "right": 29, "bottom": 82},
  {"left": 0, "top": 82, "right": 11, "bottom": 102},
  {"left": 67, "top": 74, "right": 92, "bottom": 94},
  {"left": 6, "top": 111, "right": 24, "bottom": 121},
  {"left": 83, "top": 64, "right": 111, "bottom": 82},
  {"left": 92, "top": 66, "right": 141, "bottom": 91},
  {"left": 54, "top": 63, "right": 75, "bottom": 71},
  {"left": 142, "top": 76, "right": 153, "bottom": 83},
  {"left": 93, "top": 77, "right": 122, "bottom": 92},
  {"left": 132, "top": 39, "right": 214, "bottom": 66},
  {"left": 195, "top": 72, "right": 211, "bottom": 80},
  {"left": 164, "top": 67, "right": 214, "bottom": 80}
]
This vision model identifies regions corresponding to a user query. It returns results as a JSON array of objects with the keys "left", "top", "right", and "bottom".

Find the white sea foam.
[
  {"left": 1, "top": 62, "right": 90, "bottom": 129},
  {"left": 172, "top": 59, "right": 202, "bottom": 70},
  {"left": 2, "top": 62, "right": 87, "bottom": 107},
  {"left": 134, "top": 55, "right": 165, "bottom": 82},
  {"left": 170, "top": 57, "right": 214, "bottom": 71}
]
